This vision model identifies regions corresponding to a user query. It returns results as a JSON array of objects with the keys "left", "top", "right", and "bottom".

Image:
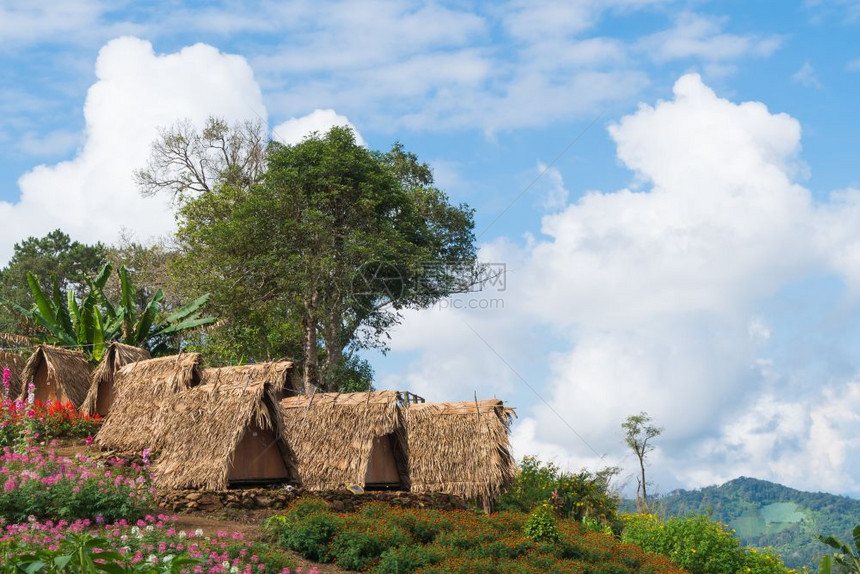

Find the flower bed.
[
  {"left": 0, "top": 398, "right": 101, "bottom": 446},
  {"left": 266, "top": 499, "right": 687, "bottom": 573},
  {"left": 0, "top": 447, "right": 154, "bottom": 524},
  {"left": 0, "top": 513, "right": 307, "bottom": 573}
]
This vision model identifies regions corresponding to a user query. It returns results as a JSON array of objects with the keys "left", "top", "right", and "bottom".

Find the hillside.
[{"left": 646, "top": 477, "right": 860, "bottom": 570}]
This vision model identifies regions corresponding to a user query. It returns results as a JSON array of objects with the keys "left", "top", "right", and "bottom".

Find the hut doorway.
[
  {"left": 364, "top": 433, "right": 402, "bottom": 488},
  {"left": 228, "top": 421, "right": 290, "bottom": 484},
  {"left": 95, "top": 379, "right": 115, "bottom": 416},
  {"left": 34, "top": 360, "right": 65, "bottom": 404}
]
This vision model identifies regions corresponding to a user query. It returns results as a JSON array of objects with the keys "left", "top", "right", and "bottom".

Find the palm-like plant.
[
  {"left": 0, "top": 263, "right": 214, "bottom": 362},
  {"left": 819, "top": 525, "right": 860, "bottom": 573}
]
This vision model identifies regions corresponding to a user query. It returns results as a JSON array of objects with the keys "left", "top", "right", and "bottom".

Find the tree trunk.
[
  {"left": 301, "top": 314, "right": 318, "bottom": 394},
  {"left": 638, "top": 455, "right": 648, "bottom": 512}
]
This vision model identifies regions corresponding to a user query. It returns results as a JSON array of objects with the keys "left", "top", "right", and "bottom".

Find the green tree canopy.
[
  {"left": 0, "top": 230, "right": 106, "bottom": 337},
  {"left": 171, "top": 125, "right": 477, "bottom": 391}
]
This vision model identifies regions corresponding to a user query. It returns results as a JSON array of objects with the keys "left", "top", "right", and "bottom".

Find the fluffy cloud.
[
  {"left": 637, "top": 12, "right": 782, "bottom": 63},
  {"left": 388, "top": 74, "right": 860, "bottom": 495},
  {"left": 272, "top": 109, "right": 364, "bottom": 146},
  {"left": 0, "top": 37, "right": 265, "bottom": 264}
]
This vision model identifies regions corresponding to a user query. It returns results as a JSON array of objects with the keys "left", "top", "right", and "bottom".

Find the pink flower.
[{"left": 84, "top": 436, "right": 94, "bottom": 446}]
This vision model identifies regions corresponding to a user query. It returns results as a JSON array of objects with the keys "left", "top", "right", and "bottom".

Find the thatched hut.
[
  {"left": 201, "top": 361, "right": 298, "bottom": 400},
  {"left": 17, "top": 345, "right": 92, "bottom": 408},
  {"left": 280, "top": 391, "right": 408, "bottom": 490},
  {"left": 0, "top": 350, "right": 27, "bottom": 399},
  {"left": 96, "top": 353, "right": 202, "bottom": 452},
  {"left": 404, "top": 399, "right": 516, "bottom": 500},
  {"left": 154, "top": 378, "right": 295, "bottom": 490},
  {"left": 81, "top": 342, "right": 151, "bottom": 417}
]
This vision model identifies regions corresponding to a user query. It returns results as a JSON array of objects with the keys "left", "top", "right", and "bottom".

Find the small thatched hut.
[
  {"left": 202, "top": 361, "right": 298, "bottom": 400},
  {"left": 82, "top": 342, "right": 151, "bottom": 417},
  {"left": 404, "top": 399, "right": 516, "bottom": 500},
  {"left": 17, "top": 345, "right": 92, "bottom": 408},
  {"left": 96, "top": 353, "right": 202, "bottom": 452},
  {"left": 0, "top": 350, "right": 27, "bottom": 399},
  {"left": 280, "top": 391, "right": 408, "bottom": 490},
  {"left": 154, "top": 378, "right": 295, "bottom": 490}
]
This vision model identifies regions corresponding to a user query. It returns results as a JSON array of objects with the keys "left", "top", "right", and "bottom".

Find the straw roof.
[
  {"left": 81, "top": 343, "right": 151, "bottom": 415},
  {"left": 279, "top": 391, "right": 407, "bottom": 490},
  {"left": 201, "top": 361, "right": 297, "bottom": 396},
  {"left": 0, "top": 350, "right": 27, "bottom": 399},
  {"left": 153, "top": 378, "right": 294, "bottom": 490},
  {"left": 18, "top": 345, "right": 92, "bottom": 407},
  {"left": 95, "top": 353, "right": 202, "bottom": 452},
  {"left": 404, "top": 399, "right": 516, "bottom": 499}
]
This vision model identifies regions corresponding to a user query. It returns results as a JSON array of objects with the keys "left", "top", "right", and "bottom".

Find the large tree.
[
  {"left": 168, "top": 125, "right": 477, "bottom": 391},
  {"left": 622, "top": 412, "right": 663, "bottom": 513},
  {"left": 0, "top": 230, "right": 106, "bottom": 337}
]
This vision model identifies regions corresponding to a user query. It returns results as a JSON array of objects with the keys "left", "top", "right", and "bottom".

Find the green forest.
[{"left": 643, "top": 477, "right": 860, "bottom": 570}]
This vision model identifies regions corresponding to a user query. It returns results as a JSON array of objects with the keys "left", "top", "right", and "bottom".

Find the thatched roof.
[
  {"left": 0, "top": 350, "right": 27, "bottom": 400},
  {"left": 95, "top": 353, "right": 202, "bottom": 452},
  {"left": 404, "top": 399, "right": 516, "bottom": 499},
  {"left": 201, "top": 361, "right": 297, "bottom": 397},
  {"left": 279, "top": 391, "right": 407, "bottom": 490},
  {"left": 81, "top": 343, "right": 151, "bottom": 415},
  {"left": 153, "top": 379, "right": 294, "bottom": 490},
  {"left": 18, "top": 345, "right": 92, "bottom": 407}
]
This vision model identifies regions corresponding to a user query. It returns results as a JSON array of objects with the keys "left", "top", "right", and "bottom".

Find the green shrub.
[
  {"left": 330, "top": 520, "right": 409, "bottom": 571},
  {"left": 621, "top": 513, "right": 793, "bottom": 574},
  {"left": 499, "top": 455, "right": 620, "bottom": 528},
  {"left": 523, "top": 504, "right": 561, "bottom": 543},
  {"left": 373, "top": 544, "right": 447, "bottom": 573},
  {"left": 277, "top": 511, "right": 343, "bottom": 562},
  {"left": 389, "top": 508, "right": 453, "bottom": 543},
  {"left": 743, "top": 547, "right": 795, "bottom": 574}
]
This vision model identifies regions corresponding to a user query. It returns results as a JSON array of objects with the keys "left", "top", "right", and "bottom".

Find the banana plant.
[
  {"left": 819, "top": 525, "right": 860, "bottom": 573},
  {"left": 0, "top": 262, "right": 215, "bottom": 362}
]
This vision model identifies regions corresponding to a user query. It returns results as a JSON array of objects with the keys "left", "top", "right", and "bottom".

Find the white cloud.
[
  {"left": 0, "top": 0, "right": 103, "bottom": 46},
  {"left": 792, "top": 61, "right": 823, "bottom": 88},
  {"left": 0, "top": 37, "right": 265, "bottom": 264},
  {"left": 388, "top": 73, "right": 860, "bottom": 496},
  {"left": 637, "top": 12, "right": 782, "bottom": 63},
  {"left": 534, "top": 163, "right": 569, "bottom": 211},
  {"left": 272, "top": 109, "right": 364, "bottom": 147}
]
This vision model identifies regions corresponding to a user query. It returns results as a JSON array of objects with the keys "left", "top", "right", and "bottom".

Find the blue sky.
[{"left": 3, "top": 0, "right": 860, "bottom": 497}]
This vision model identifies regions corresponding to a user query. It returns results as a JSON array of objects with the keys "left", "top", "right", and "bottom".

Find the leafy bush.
[
  {"left": 269, "top": 499, "right": 687, "bottom": 573},
  {"left": 523, "top": 504, "right": 560, "bottom": 543},
  {"left": 621, "top": 513, "right": 794, "bottom": 574},
  {"left": 374, "top": 544, "right": 447, "bottom": 573},
  {"left": 277, "top": 511, "right": 343, "bottom": 562},
  {"left": 330, "top": 520, "right": 409, "bottom": 571},
  {"left": 499, "top": 455, "right": 620, "bottom": 529},
  {"left": 0, "top": 447, "right": 153, "bottom": 523},
  {"left": 385, "top": 508, "right": 453, "bottom": 544}
]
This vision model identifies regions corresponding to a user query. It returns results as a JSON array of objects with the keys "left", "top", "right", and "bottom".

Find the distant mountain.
[{"left": 638, "top": 477, "right": 860, "bottom": 571}]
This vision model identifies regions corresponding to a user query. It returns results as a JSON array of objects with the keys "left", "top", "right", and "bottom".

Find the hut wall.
[
  {"left": 228, "top": 420, "right": 290, "bottom": 483},
  {"left": 365, "top": 434, "right": 401, "bottom": 485}
]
